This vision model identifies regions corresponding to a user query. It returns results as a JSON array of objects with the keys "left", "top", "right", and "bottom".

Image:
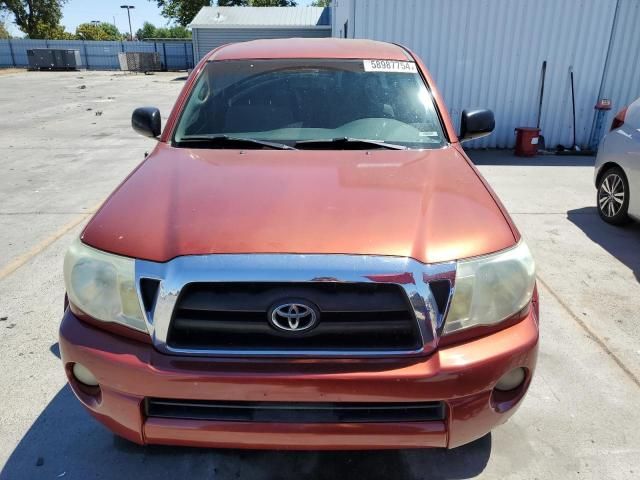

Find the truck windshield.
[{"left": 173, "top": 59, "right": 446, "bottom": 149}]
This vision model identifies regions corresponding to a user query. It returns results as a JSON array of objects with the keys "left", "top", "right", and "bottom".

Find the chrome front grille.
[
  {"left": 167, "top": 282, "right": 421, "bottom": 352},
  {"left": 136, "top": 254, "right": 456, "bottom": 357}
]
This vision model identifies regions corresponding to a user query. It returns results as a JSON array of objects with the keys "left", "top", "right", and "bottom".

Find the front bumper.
[{"left": 59, "top": 307, "right": 538, "bottom": 450}]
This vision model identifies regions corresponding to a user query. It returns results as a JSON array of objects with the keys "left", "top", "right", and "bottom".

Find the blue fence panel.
[
  {"left": 0, "top": 39, "right": 194, "bottom": 70},
  {"left": 163, "top": 41, "right": 194, "bottom": 70},
  {"left": 123, "top": 41, "right": 156, "bottom": 53},
  {"left": 82, "top": 41, "right": 118, "bottom": 69},
  {"left": 2, "top": 39, "right": 38, "bottom": 66},
  {"left": 0, "top": 40, "right": 14, "bottom": 65}
]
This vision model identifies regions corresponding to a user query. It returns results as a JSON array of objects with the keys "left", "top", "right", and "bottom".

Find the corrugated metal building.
[
  {"left": 190, "top": 6, "right": 331, "bottom": 62},
  {"left": 332, "top": 0, "right": 640, "bottom": 148}
]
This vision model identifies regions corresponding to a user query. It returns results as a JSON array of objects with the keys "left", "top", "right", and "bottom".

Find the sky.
[{"left": 4, "top": 0, "right": 317, "bottom": 37}]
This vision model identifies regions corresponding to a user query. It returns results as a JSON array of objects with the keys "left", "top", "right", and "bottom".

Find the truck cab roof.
[{"left": 208, "top": 38, "right": 413, "bottom": 61}]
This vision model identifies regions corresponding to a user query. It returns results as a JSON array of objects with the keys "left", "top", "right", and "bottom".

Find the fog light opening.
[
  {"left": 495, "top": 367, "right": 526, "bottom": 392},
  {"left": 72, "top": 363, "right": 99, "bottom": 387}
]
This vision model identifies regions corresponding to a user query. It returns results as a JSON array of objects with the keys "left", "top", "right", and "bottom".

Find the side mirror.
[
  {"left": 132, "top": 107, "right": 161, "bottom": 138},
  {"left": 459, "top": 109, "right": 495, "bottom": 142}
]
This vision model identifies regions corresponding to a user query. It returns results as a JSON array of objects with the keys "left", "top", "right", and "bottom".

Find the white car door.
[{"left": 621, "top": 99, "right": 640, "bottom": 218}]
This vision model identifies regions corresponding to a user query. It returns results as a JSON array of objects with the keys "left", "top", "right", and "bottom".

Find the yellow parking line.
[{"left": 0, "top": 203, "right": 101, "bottom": 282}]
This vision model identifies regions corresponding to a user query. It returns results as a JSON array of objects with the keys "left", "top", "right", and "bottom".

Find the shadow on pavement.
[
  {"left": 49, "top": 342, "right": 60, "bottom": 359},
  {"left": 1, "top": 386, "right": 491, "bottom": 480},
  {"left": 468, "top": 149, "right": 595, "bottom": 167},
  {"left": 567, "top": 207, "right": 640, "bottom": 282}
]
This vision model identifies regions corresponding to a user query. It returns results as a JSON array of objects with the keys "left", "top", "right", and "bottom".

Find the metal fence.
[{"left": 0, "top": 39, "right": 194, "bottom": 71}]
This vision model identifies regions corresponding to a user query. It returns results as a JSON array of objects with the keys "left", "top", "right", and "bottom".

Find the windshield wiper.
[
  {"left": 295, "top": 137, "right": 408, "bottom": 150},
  {"left": 176, "top": 135, "right": 296, "bottom": 150}
]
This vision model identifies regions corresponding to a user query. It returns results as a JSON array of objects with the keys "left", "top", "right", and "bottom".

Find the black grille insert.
[
  {"left": 167, "top": 282, "right": 421, "bottom": 352},
  {"left": 145, "top": 399, "right": 446, "bottom": 423},
  {"left": 429, "top": 280, "right": 452, "bottom": 314}
]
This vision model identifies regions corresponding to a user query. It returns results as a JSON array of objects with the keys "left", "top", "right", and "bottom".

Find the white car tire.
[{"left": 597, "top": 166, "right": 631, "bottom": 225}]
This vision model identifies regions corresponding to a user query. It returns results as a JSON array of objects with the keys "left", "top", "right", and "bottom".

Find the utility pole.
[{"left": 120, "top": 5, "right": 135, "bottom": 40}]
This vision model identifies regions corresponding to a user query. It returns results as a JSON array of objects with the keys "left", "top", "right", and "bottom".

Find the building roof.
[
  {"left": 208, "top": 38, "right": 412, "bottom": 62},
  {"left": 189, "top": 6, "right": 331, "bottom": 29}
]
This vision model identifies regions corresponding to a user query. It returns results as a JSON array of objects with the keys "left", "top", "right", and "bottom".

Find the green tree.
[
  {"left": 218, "top": 0, "right": 248, "bottom": 5},
  {"left": 75, "top": 22, "right": 122, "bottom": 41},
  {"left": 152, "top": 0, "right": 209, "bottom": 26},
  {"left": 136, "top": 21, "right": 158, "bottom": 40},
  {"left": 0, "top": 0, "right": 67, "bottom": 38},
  {"left": 311, "top": 0, "right": 330, "bottom": 6},
  {"left": 166, "top": 24, "right": 191, "bottom": 38},
  {"left": 38, "top": 21, "right": 73, "bottom": 39},
  {"left": 0, "top": 21, "right": 10, "bottom": 38},
  {"left": 75, "top": 23, "right": 106, "bottom": 40},
  {"left": 98, "top": 22, "right": 122, "bottom": 40},
  {"left": 136, "top": 21, "right": 191, "bottom": 39}
]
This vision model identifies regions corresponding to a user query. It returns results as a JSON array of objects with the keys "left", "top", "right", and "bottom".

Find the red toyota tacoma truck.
[{"left": 60, "top": 38, "right": 538, "bottom": 449}]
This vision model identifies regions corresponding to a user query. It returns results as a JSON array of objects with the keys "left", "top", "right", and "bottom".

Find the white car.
[{"left": 595, "top": 97, "right": 640, "bottom": 225}]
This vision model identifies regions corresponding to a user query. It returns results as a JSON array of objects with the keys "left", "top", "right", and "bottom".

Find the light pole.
[{"left": 120, "top": 5, "right": 135, "bottom": 40}]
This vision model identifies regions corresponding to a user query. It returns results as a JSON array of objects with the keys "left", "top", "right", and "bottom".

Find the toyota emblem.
[{"left": 269, "top": 301, "right": 318, "bottom": 333}]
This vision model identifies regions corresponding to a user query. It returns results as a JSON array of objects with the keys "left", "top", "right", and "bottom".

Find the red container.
[{"left": 514, "top": 127, "right": 540, "bottom": 156}]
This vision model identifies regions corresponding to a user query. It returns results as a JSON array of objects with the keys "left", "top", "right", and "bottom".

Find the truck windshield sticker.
[{"left": 363, "top": 60, "right": 418, "bottom": 73}]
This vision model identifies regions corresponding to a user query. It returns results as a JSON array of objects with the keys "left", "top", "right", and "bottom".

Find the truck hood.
[{"left": 82, "top": 144, "right": 516, "bottom": 264}]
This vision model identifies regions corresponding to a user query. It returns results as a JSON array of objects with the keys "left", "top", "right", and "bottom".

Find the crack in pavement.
[{"left": 537, "top": 275, "right": 640, "bottom": 390}]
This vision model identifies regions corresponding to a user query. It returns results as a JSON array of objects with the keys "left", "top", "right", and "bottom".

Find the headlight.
[
  {"left": 63, "top": 237, "right": 147, "bottom": 332},
  {"left": 443, "top": 241, "right": 535, "bottom": 335}
]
